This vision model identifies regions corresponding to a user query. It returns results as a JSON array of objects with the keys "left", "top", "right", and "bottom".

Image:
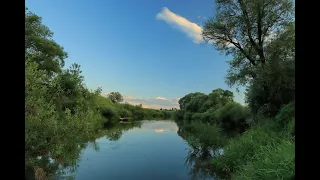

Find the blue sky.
[{"left": 26, "top": 0, "right": 245, "bottom": 109}]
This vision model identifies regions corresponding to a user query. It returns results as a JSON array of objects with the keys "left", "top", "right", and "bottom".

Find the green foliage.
[
  {"left": 107, "top": 92, "right": 124, "bottom": 103},
  {"left": 203, "top": 0, "right": 295, "bottom": 117},
  {"left": 25, "top": 8, "right": 67, "bottom": 74},
  {"left": 174, "top": 109, "right": 185, "bottom": 121},
  {"left": 211, "top": 120, "right": 281, "bottom": 174},
  {"left": 212, "top": 102, "right": 250, "bottom": 135},
  {"left": 275, "top": 102, "right": 295, "bottom": 129},
  {"left": 174, "top": 88, "right": 249, "bottom": 136},
  {"left": 25, "top": 59, "right": 102, "bottom": 177},
  {"left": 211, "top": 105, "right": 295, "bottom": 179}
]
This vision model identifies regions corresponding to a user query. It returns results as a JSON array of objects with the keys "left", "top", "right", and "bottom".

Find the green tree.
[
  {"left": 25, "top": 8, "right": 67, "bottom": 75},
  {"left": 208, "top": 88, "right": 234, "bottom": 108},
  {"left": 203, "top": 0, "right": 295, "bottom": 116},
  {"left": 202, "top": 0, "right": 294, "bottom": 86},
  {"left": 107, "top": 92, "right": 124, "bottom": 103}
]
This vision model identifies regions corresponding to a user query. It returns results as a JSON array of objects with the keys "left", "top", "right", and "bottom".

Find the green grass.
[
  {"left": 233, "top": 139, "right": 294, "bottom": 180},
  {"left": 211, "top": 118, "right": 294, "bottom": 180}
]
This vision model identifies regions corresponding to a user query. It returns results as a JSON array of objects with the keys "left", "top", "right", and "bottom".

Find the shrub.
[
  {"left": 213, "top": 102, "right": 250, "bottom": 135},
  {"left": 192, "top": 113, "right": 203, "bottom": 121},
  {"left": 275, "top": 102, "right": 295, "bottom": 129},
  {"left": 174, "top": 109, "right": 185, "bottom": 121},
  {"left": 184, "top": 112, "right": 193, "bottom": 121}
]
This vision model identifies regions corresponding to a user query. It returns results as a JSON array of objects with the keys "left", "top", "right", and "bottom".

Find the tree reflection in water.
[
  {"left": 177, "top": 121, "right": 226, "bottom": 180},
  {"left": 26, "top": 121, "right": 142, "bottom": 180}
]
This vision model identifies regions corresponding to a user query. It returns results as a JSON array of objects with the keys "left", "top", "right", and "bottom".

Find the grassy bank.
[
  {"left": 210, "top": 104, "right": 295, "bottom": 180},
  {"left": 174, "top": 92, "right": 295, "bottom": 180}
]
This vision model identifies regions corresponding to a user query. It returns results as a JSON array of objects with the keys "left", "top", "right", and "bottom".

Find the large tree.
[
  {"left": 203, "top": 0, "right": 294, "bottom": 115},
  {"left": 202, "top": 0, "right": 294, "bottom": 87}
]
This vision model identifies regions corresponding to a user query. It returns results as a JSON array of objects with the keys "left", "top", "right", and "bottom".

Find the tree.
[
  {"left": 245, "top": 22, "right": 295, "bottom": 115},
  {"left": 203, "top": 0, "right": 294, "bottom": 115},
  {"left": 25, "top": 8, "right": 67, "bottom": 75},
  {"left": 202, "top": 0, "right": 294, "bottom": 87},
  {"left": 107, "top": 92, "right": 123, "bottom": 103}
]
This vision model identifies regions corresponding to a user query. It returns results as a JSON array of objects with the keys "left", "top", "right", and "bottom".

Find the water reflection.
[
  {"left": 104, "top": 121, "right": 142, "bottom": 141},
  {"left": 26, "top": 121, "right": 142, "bottom": 180},
  {"left": 26, "top": 120, "right": 221, "bottom": 180},
  {"left": 177, "top": 120, "right": 223, "bottom": 180}
]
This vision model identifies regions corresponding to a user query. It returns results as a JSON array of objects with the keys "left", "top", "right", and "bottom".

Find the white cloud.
[
  {"left": 156, "top": 96, "right": 167, "bottom": 100},
  {"left": 156, "top": 7, "right": 234, "bottom": 47},
  {"left": 156, "top": 7, "right": 203, "bottom": 44}
]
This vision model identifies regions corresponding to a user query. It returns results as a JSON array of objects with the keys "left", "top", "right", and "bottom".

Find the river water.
[{"left": 60, "top": 120, "right": 215, "bottom": 180}]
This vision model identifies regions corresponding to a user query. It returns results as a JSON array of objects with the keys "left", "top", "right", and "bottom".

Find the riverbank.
[{"left": 173, "top": 96, "right": 295, "bottom": 179}]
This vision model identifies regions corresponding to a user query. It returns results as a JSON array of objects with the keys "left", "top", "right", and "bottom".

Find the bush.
[
  {"left": 275, "top": 102, "right": 295, "bottom": 129},
  {"left": 191, "top": 113, "right": 203, "bottom": 121},
  {"left": 100, "top": 105, "right": 118, "bottom": 120},
  {"left": 174, "top": 109, "right": 185, "bottom": 121},
  {"left": 213, "top": 102, "right": 250, "bottom": 135},
  {"left": 184, "top": 112, "right": 193, "bottom": 121},
  {"left": 200, "top": 112, "right": 212, "bottom": 123}
]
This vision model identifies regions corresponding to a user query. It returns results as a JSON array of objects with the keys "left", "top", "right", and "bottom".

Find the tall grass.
[
  {"left": 211, "top": 104, "right": 295, "bottom": 180},
  {"left": 233, "top": 139, "right": 294, "bottom": 180}
]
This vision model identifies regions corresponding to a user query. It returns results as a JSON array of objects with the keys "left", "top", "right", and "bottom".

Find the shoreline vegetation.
[{"left": 26, "top": 0, "right": 295, "bottom": 179}]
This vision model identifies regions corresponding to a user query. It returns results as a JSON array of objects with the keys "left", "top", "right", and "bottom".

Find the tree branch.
[
  {"left": 238, "top": 0, "right": 265, "bottom": 64},
  {"left": 257, "top": 3, "right": 266, "bottom": 64}
]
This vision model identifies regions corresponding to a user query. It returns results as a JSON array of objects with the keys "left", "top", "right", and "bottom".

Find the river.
[{"left": 58, "top": 120, "right": 215, "bottom": 180}]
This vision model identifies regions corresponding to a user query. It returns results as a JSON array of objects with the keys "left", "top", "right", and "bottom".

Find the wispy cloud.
[
  {"left": 156, "top": 7, "right": 203, "bottom": 44},
  {"left": 156, "top": 96, "right": 167, "bottom": 100},
  {"left": 156, "top": 7, "right": 238, "bottom": 47}
]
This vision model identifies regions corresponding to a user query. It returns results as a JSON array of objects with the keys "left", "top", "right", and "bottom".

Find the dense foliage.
[{"left": 175, "top": 88, "right": 250, "bottom": 136}]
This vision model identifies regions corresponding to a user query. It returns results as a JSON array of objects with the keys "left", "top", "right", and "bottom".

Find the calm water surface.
[{"left": 67, "top": 120, "right": 214, "bottom": 180}]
